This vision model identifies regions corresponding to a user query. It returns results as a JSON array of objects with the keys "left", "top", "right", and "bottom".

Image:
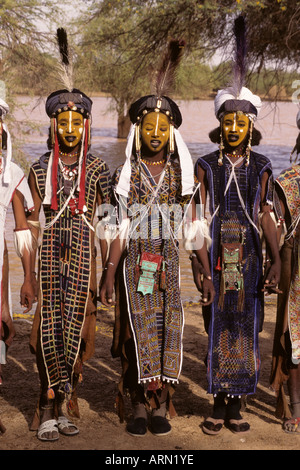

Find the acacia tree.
[
  {"left": 75, "top": 0, "right": 233, "bottom": 137},
  {"left": 0, "top": 0, "right": 65, "bottom": 169},
  {"left": 240, "top": 0, "right": 300, "bottom": 69},
  {"left": 221, "top": 0, "right": 300, "bottom": 101},
  {"left": 0, "top": 0, "right": 63, "bottom": 91},
  {"left": 74, "top": 0, "right": 300, "bottom": 137}
]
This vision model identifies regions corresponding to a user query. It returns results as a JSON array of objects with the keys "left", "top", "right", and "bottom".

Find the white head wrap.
[{"left": 214, "top": 86, "right": 262, "bottom": 121}]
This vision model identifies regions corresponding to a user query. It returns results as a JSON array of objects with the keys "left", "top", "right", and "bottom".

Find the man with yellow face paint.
[
  {"left": 27, "top": 87, "right": 111, "bottom": 442},
  {"left": 194, "top": 16, "right": 281, "bottom": 436},
  {"left": 222, "top": 112, "right": 249, "bottom": 149},
  {"left": 196, "top": 92, "right": 281, "bottom": 436},
  {"left": 140, "top": 111, "right": 170, "bottom": 156},
  {"left": 57, "top": 110, "right": 84, "bottom": 149},
  {"left": 100, "top": 40, "right": 214, "bottom": 437}
]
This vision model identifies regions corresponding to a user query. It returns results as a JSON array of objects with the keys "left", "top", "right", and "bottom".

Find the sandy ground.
[
  {"left": 1, "top": 97, "right": 299, "bottom": 455},
  {"left": 0, "top": 296, "right": 299, "bottom": 453}
]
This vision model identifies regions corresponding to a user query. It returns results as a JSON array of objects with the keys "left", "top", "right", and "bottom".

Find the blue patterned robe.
[{"left": 196, "top": 150, "right": 273, "bottom": 396}]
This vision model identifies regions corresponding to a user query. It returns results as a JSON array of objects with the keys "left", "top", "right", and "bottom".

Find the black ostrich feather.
[
  {"left": 56, "top": 27, "right": 73, "bottom": 91},
  {"left": 232, "top": 15, "right": 247, "bottom": 97},
  {"left": 155, "top": 39, "right": 185, "bottom": 98},
  {"left": 57, "top": 27, "right": 69, "bottom": 66}
]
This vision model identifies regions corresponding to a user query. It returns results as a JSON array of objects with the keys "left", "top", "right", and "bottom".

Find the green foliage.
[
  {"left": 0, "top": 0, "right": 299, "bottom": 145},
  {"left": 236, "top": 0, "right": 300, "bottom": 68},
  {"left": 74, "top": 0, "right": 300, "bottom": 132},
  {"left": 75, "top": 1, "right": 229, "bottom": 99},
  {"left": 0, "top": 0, "right": 63, "bottom": 170}
]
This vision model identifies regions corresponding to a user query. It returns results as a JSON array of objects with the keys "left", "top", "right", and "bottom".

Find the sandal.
[
  {"left": 202, "top": 417, "right": 224, "bottom": 435},
  {"left": 228, "top": 418, "right": 250, "bottom": 434},
  {"left": 283, "top": 417, "right": 300, "bottom": 434},
  {"left": 37, "top": 419, "right": 59, "bottom": 441},
  {"left": 57, "top": 416, "right": 79, "bottom": 436}
]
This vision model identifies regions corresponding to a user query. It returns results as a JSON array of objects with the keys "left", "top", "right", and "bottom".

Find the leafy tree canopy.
[{"left": 73, "top": 0, "right": 300, "bottom": 135}]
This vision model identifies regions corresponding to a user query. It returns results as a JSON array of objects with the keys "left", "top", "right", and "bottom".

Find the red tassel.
[
  {"left": 215, "top": 256, "right": 222, "bottom": 271},
  {"left": 78, "top": 119, "right": 88, "bottom": 212},
  {"left": 50, "top": 126, "right": 60, "bottom": 211}
]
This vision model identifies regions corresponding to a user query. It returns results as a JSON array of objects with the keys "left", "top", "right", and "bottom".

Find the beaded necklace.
[
  {"left": 225, "top": 152, "right": 245, "bottom": 159},
  {"left": 59, "top": 159, "right": 78, "bottom": 181},
  {"left": 59, "top": 150, "right": 80, "bottom": 158},
  {"left": 141, "top": 158, "right": 165, "bottom": 166}
]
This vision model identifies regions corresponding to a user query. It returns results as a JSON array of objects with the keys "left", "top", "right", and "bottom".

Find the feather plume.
[
  {"left": 57, "top": 27, "right": 69, "bottom": 66},
  {"left": 232, "top": 15, "right": 247, "bottom": 98},
  {"left": 154, "top": 39, "right": 185, "bottom": 98},
  {"left": 56, "top": 27, "right": 74, "bottom": 92}
]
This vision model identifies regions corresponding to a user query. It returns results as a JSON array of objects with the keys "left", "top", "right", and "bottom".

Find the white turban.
[{"left": 214, "top": 86, "right": 262, "bottom": 121}]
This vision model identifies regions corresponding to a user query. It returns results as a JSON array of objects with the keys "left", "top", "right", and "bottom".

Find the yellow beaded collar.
[{"left": 141, "top": 158, "right": 165, "bottom": 166}]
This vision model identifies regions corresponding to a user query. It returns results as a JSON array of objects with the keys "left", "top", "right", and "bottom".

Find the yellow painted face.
[
  {"left": 222, "top": 112, "right": 250, "bottom": 148},
  {"left": 141, "top": 112, "right": 170, "bottom": 153},
  {"left": 57, "top": 110, "right": 84, "bottom": 148}
]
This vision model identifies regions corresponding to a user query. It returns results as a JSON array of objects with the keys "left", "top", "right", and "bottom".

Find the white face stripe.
[
  {"left": 232, "top": 113, "right": 237, "bottom": 131},
  {"left": 154, "top": 113, "right": 159, "bottom": 136},
  {"left": 68, "top": 111, "right": 72, "bottom": 133},
  {"left": 58, "top": 111, "right": 83, "bottom": 133},
  {"left": 224, "top": 113, "right": 247, "bottom": 133},
  {"left": 57, "top": 111, "right": 84, "bottom": 147}
]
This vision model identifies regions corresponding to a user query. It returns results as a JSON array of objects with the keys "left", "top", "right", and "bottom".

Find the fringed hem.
[{"left": 138, "top": 376, "right": 179, "bottom": 385}]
